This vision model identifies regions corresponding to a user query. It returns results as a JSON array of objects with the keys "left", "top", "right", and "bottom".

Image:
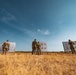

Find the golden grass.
[{"left": 0, "top": 52, "right": 76, "bottom": 75}]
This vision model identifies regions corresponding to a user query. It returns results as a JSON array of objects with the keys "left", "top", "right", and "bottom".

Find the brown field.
[{"left": 0, "top": 52, "right": 76, "bottom": 75}]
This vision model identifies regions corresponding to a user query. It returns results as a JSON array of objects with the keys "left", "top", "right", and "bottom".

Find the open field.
[{"left": 0, "top": 52, "right": 76, "bottom": 75}]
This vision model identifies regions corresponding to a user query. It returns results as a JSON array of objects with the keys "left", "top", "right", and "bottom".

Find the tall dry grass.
[{"left": 0, "top": 52, "right": 76, "bottom": 75}]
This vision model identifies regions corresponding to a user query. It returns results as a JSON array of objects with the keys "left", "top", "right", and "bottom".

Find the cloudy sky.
[{"left": 0, "top": 0, "right": 76, "bottom": 51}]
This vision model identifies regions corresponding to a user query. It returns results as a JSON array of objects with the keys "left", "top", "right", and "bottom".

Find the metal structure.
[
  {"left": 40, "top": 42, "right": 47, "bottom": 52},
  {"left": 0, "top": 42, "right": 16, "bottom": 52},
  {"left": 62, "top": 41, "right": 76, "bottom": 52}
]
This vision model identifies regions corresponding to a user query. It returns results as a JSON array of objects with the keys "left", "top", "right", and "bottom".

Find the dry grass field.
[{"left": 0, "top": 52, "right": 76, "bottom": 75}]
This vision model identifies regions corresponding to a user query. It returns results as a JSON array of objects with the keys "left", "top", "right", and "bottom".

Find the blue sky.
[{"left": 0, "top": 0, "right": 76, "bottom": 51}]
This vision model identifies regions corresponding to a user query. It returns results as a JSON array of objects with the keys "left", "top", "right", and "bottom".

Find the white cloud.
[
  {"left": 44, "top": 30, "right": 50, "bottom": 35},
  {"left": 37, "top": 29, "right": 41, "bottom": 32},
  {"left": 0, "top": 9, "right": 23, "bottom": 32},
  {"left": 37, "top": 29, "right": 50, "bottom": 35},
  {"left": 23, "top": 29, "right": 36, "bottom": 37},
  {"left": 0, "top": 9, "right": 36, "bottom": 37},
  {"left": 0, "top": 8, "right": 17, "bottom": 23}
]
